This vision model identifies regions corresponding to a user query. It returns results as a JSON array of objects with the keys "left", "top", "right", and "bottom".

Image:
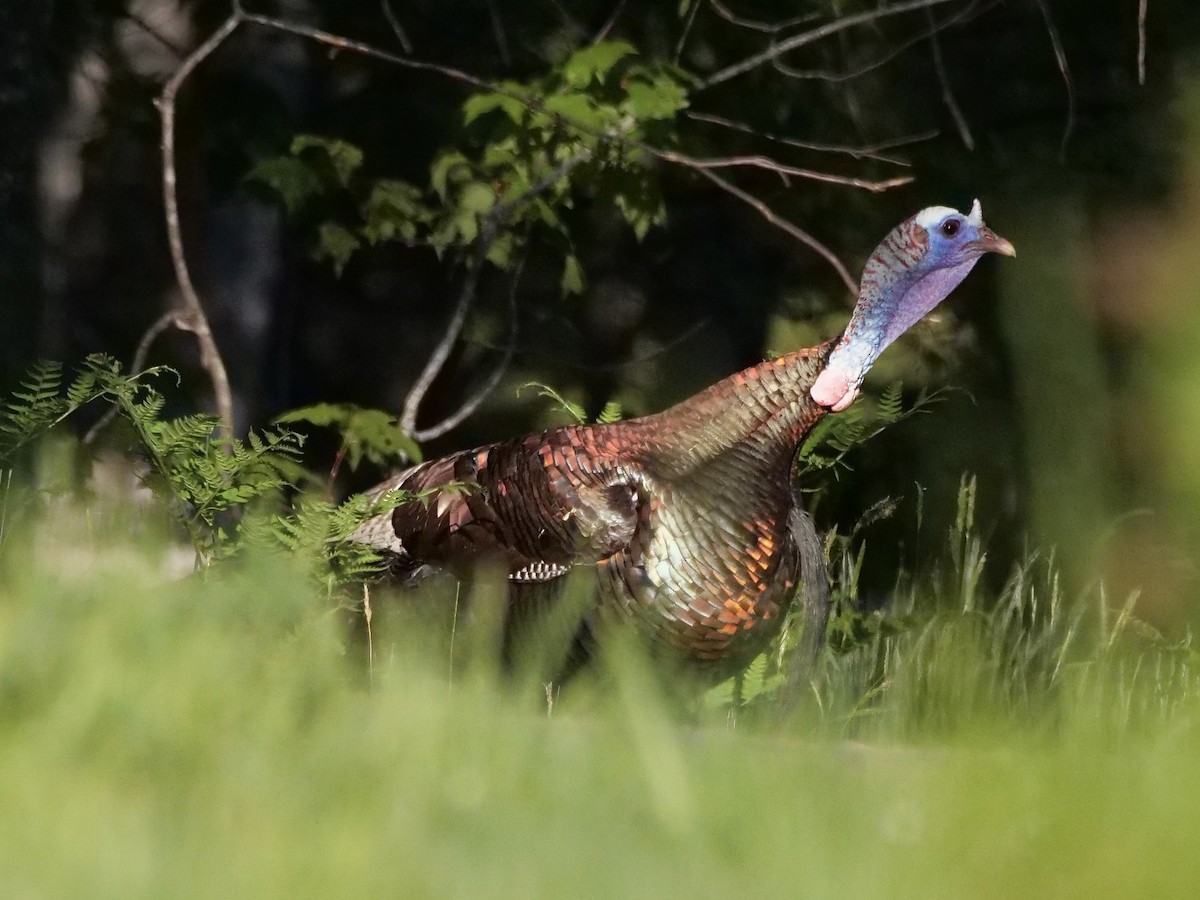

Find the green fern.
[
  {"left": 797, "top": 382, "right": 938, "bottom": 476},
  {"left": 277, "top": 403, "right": 422, "bottom": 471}
]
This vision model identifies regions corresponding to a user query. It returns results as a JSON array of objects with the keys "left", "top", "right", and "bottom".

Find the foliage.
[
  {"left": 796, "top": 381, "right": 938, "bottom": 478},
  {"left": 277, "top": 402, "right": 423, "bottom": 470},
  {"left": 517, "top": 381, "right": 623, "bottom": 425},
  {"left": 0, "top": 357, "right": 412, "bottom": 579},
  {"left": 246, "top": 41, "right": 688, "bottom": 290}
]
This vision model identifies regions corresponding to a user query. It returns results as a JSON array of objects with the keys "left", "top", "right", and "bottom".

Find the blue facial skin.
[{"left": 810, "top": 202, "right": 1014, "bottom": 412}]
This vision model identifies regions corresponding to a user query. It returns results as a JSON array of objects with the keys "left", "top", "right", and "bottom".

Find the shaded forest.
[{"left": 4, "top": 0, "right": 1200, "bottom": 627}]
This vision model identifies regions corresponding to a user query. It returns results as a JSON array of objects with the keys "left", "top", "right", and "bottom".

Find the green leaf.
[
  {"left": 622, "top": 73, "right": 689, "bottom": 121},
  {"left": 542, "top": 93, "right": 611, "bottom": 131},
  {"left": 561, "top": 252, "right": 584, "bottom": 296},
  {"left": 277, "top": 403, "right": 421, "bottom": 468},
  {"left": 596, "top": 401, "right": 622, "bottom": 424},
  {"left": 562, "top": 40, "right": 637, "bottom": 87},
  {"left": 463, "top": 86, "right": 528, "bottom": 126},
  {"left": 291, "top": 135, "right": 364, "bottom": 187},
  {"left": 315, "top": 222, "right": 361, "bottom": 276},
  {"left": 614, "top": 180, "right": 666, "bottom": 241},
  {"left": 518, "top": 382, "right": 587, "bottom": 425},
  {"left": 245, "top": 157, "right": 323, "bottom": 214},
  {"left": 458, "top": 181, "right": 497, "bottom": 215},
  {"left": 486, "top": 229, "right": 516, "bottom": 269},
  {"left": 430, "top": 151, "right": 473, "bottom": 201},
  {"left": 362, "top": 179, "right": 431, "bottom": 245}
]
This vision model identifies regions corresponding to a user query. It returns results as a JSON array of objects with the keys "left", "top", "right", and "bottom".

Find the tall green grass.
[{"left": 1, "top": 476, "right": 1198, "bottom": 897}]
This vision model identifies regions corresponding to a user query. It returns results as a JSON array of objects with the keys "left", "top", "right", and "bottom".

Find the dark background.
[{"left": 4, "top": 0, "right": 1200, "bottom": 626}]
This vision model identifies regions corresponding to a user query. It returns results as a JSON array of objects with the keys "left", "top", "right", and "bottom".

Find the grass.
[{"left": 1, "top": 479, "right": 1198, "bottom": 898}]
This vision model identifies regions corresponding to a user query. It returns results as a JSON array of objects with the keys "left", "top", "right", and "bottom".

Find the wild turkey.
[{"left": 349, "top": 201, "right": 1014, "bottom": 677}]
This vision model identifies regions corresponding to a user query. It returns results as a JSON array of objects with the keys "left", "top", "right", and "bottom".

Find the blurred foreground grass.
[{"left": 1, "top": 485, "right": 1199, "bottom": 898}]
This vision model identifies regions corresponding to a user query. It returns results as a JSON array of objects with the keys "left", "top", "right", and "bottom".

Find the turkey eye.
[{"left": 940, "top": 219, "right": 961, "bottom": 237}]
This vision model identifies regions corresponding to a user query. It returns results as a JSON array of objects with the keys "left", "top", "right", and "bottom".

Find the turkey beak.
[{"left": 968, "top": 227, "right": 1016, "bottom": 258}]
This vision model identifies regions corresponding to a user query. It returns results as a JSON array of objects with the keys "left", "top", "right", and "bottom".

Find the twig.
[
  {"left": 768, "top": 0, "right": 991, "bottom": 85},
  {"left": 125, "top": 9, "right": 188, "bottom": 57},
  {"left": 239, "top": 10, "right": 500, "bottom": 93},
  {"left": 84, "top": 309, "right": 183, "bottom": 444},
  {"left": 544, "top": 0, "right": 589, "bottom": 38},
  {"left": 485, "top": 0, "right": 512, "bottom": 67},
  {"left": 380, "top": 0, "right": 414, "bottom": 54},
  {"left": 1137, "top": 0, "right": 1147, "bottom": 85},
  {"left": 927, "top": 7, "right": 974, "bottom": 150},
  {"left": 685, "top": 111, "right": 938, "bottom": 165},
  {"left": 694, "top": 0, "right": 961, "bottom": 91},
  {"left": 414, "top": 247, "right": 526, "bottom": 442},
  {"left": 708, "top": 0, "right": 820, "bottom": 35},
  {"left": 674, "top": 0, "right": 703, "bottom": 64},
  {"left": 666, "top": 151, "right": 913, "bottom": 193},
  {"left": 695, "top": 168, "right": 857, "bottom": 296},
  {"left": 400, "top": 151, "right": 592, "bottom": 437},
  {"left": 593, "top": 0, "right": 628, "bottom": 44},
  {"left": 1032, "top": 0, "right": 1075, "bottom": 161},
  {"left": 155, "top": 13, "right": 239, "bottom": 436}
]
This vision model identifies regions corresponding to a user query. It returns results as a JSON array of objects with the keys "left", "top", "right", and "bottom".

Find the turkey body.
[
  {"left": 348, "top": 201, "right": 1014, "bottom": 678},
  {"left": 350, "top": 344, "right": 833, "bottom": 675}
]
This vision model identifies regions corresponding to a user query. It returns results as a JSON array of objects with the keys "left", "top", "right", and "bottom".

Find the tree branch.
[
  {"left": 767, "top": 0, "right": 991, "bottom": 85},
  {"left": 155, "top": 12, "right": 240, "bottom": 436},
  {"left": 400, "top": 151, "right": 592, "bottom": 437},
  {"left": 593, "top": 0, "right": 628, "bottom": 45},
  {"left": 484, "top": 0, "right": 512, "bottom": 67},
  {"left": 694, "top": 0, "right": 963, "bottom": 91},
  {"left": 674, "top": 0, "right": 703, "bottom": 64},
  {"left": 685, "top": 111, "right": 938, "bottom": 165},
  {"left": 707, "top": 0, "right": 820, "bottom": 35},
  {"left": 694, "top": 168, "right": 857, "bottom": 296},
  {"left": 380, "top": 0, "right": 414, "bottom": 54},
  {"left": 927, "top": 7, "right": 974, "bottom": 150},
  {"left": 1032, "top": 0, "right": 1075, "bottom": 161},
  {"left": 1137, "top": 0, "right": 1148, "bottom": 85},
  {"left": 414, "top": 247, "right": 525, "bottom": 442},
  {"left": 663, "top": 151, "right": 913, "bottom": 193}
]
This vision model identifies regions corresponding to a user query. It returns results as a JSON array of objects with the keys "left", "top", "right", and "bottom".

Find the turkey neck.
[{"left": 629, "top": 341, "right": 834, "bottom": 479}]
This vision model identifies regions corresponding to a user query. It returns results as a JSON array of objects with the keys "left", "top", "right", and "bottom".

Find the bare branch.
[
  {"left": 708, "top": 0, "right": 819, "bottom": 35},
  {"left": 1032, "top": 0, "right": 1075, "bottom": 160},
  {"left": 400, "top": 151, "right": 592, "bottom": 437},
  {"left": 674, "top": 0, "right": 702, "bottom": 64},
  {"left": 766, "top": 0, "right": 992, "bottom": 85},
  {"left": 927, "top": 7, "right": 974, "bottom": 150},
  {"left": 485, "top": 0, "right": 512, "bottom": 67},
  {"left": 125, "top": 10, "right": 188, "bottom": 57},
  {"left": 685, "top": 111, "right": 938, "bottom": 165},
  {"left": 694, "top": 168, "right": 857, "bottom": 296},
  {"left": 660, "top": 150, "right": 913, "bottom": 193},
  {"left": 400, "top": 239, "right": 488, "bottom": 437},
  {"left": 414, "top": 248, "right": 525, "bottom": 442},
  {"left": 1137, "top": 0, "right": 1148, "bottom": 85},
  {"left": 694, "top": 0, "right": 962, "bottom": 92},
  {"left": 544, "top": 0, "right": 589, "bottom": 38},
  {"left": 239, "top": 10, "right": 500, "bottom": 93},
  {"left": 593, "top": 0, "right": 628, "bottom": 45},
  {"left": 156, "top": 12, "right": 240, "bottom": 436},
  {"left": 380, "top": 0, "right": 414, "bottom": 54}
]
